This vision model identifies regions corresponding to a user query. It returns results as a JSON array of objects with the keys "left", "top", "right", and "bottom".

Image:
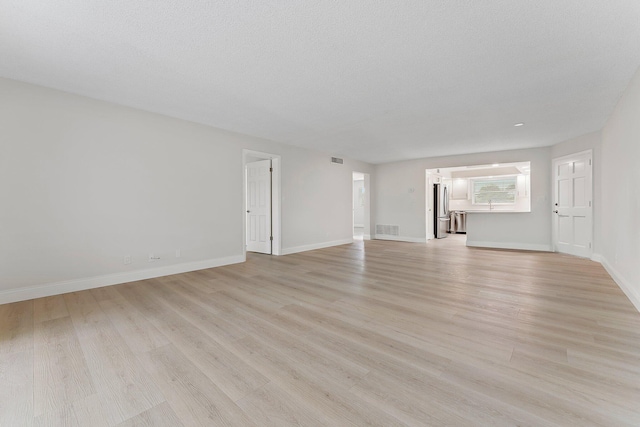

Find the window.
[{"left": 472, "top": 177, "right": 517, "bottom": 205}]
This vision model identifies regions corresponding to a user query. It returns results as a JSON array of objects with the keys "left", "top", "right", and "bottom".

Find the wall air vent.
[
  {"left": 331, "top": 157, "right": 344, "bottom": 164},
  {"left": 376, "top": 224, "right": 399, "bottom": 236}
]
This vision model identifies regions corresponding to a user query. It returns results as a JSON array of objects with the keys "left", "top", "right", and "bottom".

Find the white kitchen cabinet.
[
  {"left": 451, "top": 178, "right": 469, "bottom": 200},
  {"left": 517, "top": 174, "right": 528, "bottom": 197}
]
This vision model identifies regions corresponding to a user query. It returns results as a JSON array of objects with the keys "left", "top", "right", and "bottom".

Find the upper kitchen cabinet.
[
  {"left": 451, "top": 178, "right": 469, "bottom": 200},
  {"left": 516, "top": 174, "right": 529, "bottom": 197}
]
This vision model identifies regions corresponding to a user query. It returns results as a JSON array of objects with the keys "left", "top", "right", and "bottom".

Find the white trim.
[
  {"left": 590, "top": 253, "right": 603, "bottom": 263},
  {"left": 552, "top": 149, "right": 594, "bottom": 163},
  {"left": 0, "top": 255, "right": 245, "bottom": 305},
  {"left": 374, "top": 234, "right": 427, "bottom": 243},
  {"left": 363, "top": 234, "right": 371, "bottom": 240},
  {"left": 600, "top": 257, "right": 640, "bottom": 313},
  {"left": 425, "top": 171, "right": 437, "bottom": 241},
  {"left": 281, "top": 239, "right": 354, "bottom": 255},
  {"left": 271, "top": 157, "right": 282, "bottom": 256},
  {"left": 466, "top": 240, "right": 552, "bottom": 252},
  {"left": 354, "top": 223, "right": 364, "bottom": 228}
]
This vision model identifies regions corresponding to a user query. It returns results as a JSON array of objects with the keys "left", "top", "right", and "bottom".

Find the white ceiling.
[{"left": 2, "top": 1, "right": 639, "bottom": 164}]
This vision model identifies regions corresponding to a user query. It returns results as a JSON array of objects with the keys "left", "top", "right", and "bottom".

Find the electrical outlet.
[
  {"left": 175, "top": 248, "right": 181, "bottom": 258},
  {"left": 124, "top": 255, "right": 131, "bottom": 265}
]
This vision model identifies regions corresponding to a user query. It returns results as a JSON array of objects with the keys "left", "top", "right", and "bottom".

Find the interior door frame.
[
  {"left": 243, "top": 149, "right": 281, "bottom": 256},
  {"left": 551, "top": 149, "right": 593, "bottom": 257},
  {"left": 425, "top": 170, "right": 442, "bottom": 241}
]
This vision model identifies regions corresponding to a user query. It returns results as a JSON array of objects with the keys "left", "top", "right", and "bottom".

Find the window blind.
[{"left": 472, "top": 177, "right": 517, "bottom": 204}]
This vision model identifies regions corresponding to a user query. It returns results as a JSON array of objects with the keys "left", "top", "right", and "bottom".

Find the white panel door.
[
  {"left": 553, "top": 151, "right": 592, "bottom": 257},
  {"left": 246, "top": 159, "right": 272, "bottom": 254}
]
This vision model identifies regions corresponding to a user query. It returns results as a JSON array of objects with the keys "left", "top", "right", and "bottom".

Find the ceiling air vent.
[
  {"left": 376, "top": 224, "right": 399, "bottom": 236},
  {"left": 331, "top": 157, "right": 344, "bottom": 165}
]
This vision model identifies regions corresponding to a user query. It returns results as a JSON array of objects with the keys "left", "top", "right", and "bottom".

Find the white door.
[
  {"left": 552, "top": 151, "right": 592, "bottom": 257},
  {"left": 246, "top": 159, "right": 272, "bottom": 254}
]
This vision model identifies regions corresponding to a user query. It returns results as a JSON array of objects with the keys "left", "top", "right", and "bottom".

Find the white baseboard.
[
  {"left": 0, "top": 255, "right": 245, "bottom": 305},
  {"left": 590, "top": 253, "right": 603, "bottom": 263},
  {"left": 354, "top": 223, "right": 364, "bottom": 228},
  {"left": 363, "top": 234, "right": 371, "bottom": 240},
  {"left": 466, "top": 240, "right": 552, "bottom": 252},
  {"left": 600, "top": 257, "right": 640, "bottom": 313},
  {"left": 374, "top": 234, "right": 427, "bottom": 243},
  {"left": 281, "top": 238, "right": 354, "bottom": 255}
]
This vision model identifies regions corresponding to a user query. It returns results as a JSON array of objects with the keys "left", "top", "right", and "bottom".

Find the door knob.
[
  {"left": 246, "top": 210, "right": 250, "bottom": 213},
  {"left": 554, "top": 203, "right": 558, "bottom": 206},
  {"left": 554, "top": 210, "right": 558, "bottom": 214}
]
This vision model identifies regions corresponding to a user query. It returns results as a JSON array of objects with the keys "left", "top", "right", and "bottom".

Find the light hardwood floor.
[{"left": 2, "top": 238, "right": 640, "bottom": 426}]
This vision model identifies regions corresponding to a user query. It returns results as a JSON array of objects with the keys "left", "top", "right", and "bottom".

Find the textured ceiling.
[{"left": 1, "top": 1, "right": 640, "bottom": 164}]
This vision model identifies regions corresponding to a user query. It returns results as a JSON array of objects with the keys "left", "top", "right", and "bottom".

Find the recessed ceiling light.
[{"left": 514, "top": 123, "right": 524, "bottom": 127}]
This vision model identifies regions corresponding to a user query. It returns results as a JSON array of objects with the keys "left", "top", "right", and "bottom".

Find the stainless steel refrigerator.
[{"left": 433, "top": 183, "right": 450, "bottom": 239}]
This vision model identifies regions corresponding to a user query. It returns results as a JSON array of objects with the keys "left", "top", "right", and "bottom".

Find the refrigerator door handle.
[{"left": 443, "top": 187, "right": 449, "bottom": 214}]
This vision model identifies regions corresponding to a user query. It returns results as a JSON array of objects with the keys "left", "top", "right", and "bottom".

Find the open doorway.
[
  {"left": 243, "top": 150, "right": 281, "bottom": 256},
  {"left": 352, "top": 172, "right": 371, "bottom": 241}
]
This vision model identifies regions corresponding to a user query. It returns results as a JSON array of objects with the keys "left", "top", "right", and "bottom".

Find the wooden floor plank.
[
  {"left": 0, "top": 300, "right": 34, "bottom": 355},
  {"left": 33, "top": 316, "right": 95, "bottom": 417},
  {"left": 118, "top": 281, "right": 270, "bottom": 403},
  {"left": 236, "top": 382, "right": 332, "bottom": 427},
  {"left": 229, "top": 335, "right": 406, "bottom": 426},
  {"left": 0, "top": 350, "right": 34, "bottom": 427},
  {"left": 0, "top": 299, "right": 35, "bottom": 426},
  {"left": 116, "top": 401, "right": 184, "bottom": 427},
  {"left": 34, "top": 394, "right": 109, "bottom": 427},
  {"left": 63, "top": 291, "right": 165, "bottom": 425},
  {"left": 137, "top": 344, "right": 257, "bottom": 427},
  {"left": 33, "top": 295, "right": 69, "bottom": 323},
  {"left": 97, "top": 297, "right": 170, "bottom": 354}
]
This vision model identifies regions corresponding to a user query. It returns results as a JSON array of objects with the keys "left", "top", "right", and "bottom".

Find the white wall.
[
  {"left": 375, "top": 147, "right": 551, "bottom": 250},
  {"left": 0, "top": 78, "right": 374, "bottom": 303},
  {"left": 551, "top": 131, "right": 602, "bottom": 255},
  {"left": 600, "top": 67, "right": 640, "bottom": 311}
]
